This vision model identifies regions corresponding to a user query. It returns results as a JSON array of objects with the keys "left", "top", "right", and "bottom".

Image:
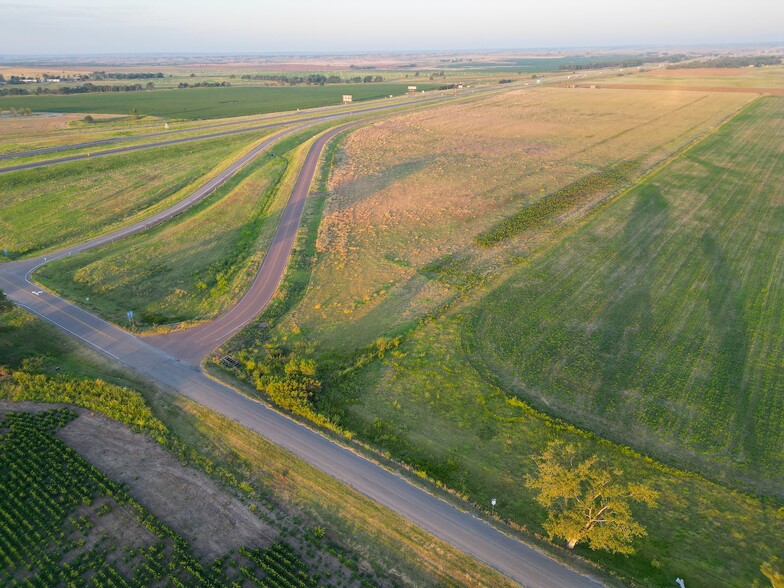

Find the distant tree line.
[
  {"left": 560, "top": 54, "right": 687, "bottom": 71},
  {"left": 669, "top": 55, "right": 782, "bottom": 69},
  {"left": 177, "top": 81, "right": 231, "bottom": 88},
  {"left": 0, "top": 82, "right": 156, "bottom": 96},
  {"left": 238, "top": 73, "right": 384, "bottom": 85},
  {"left": 0, "top": 71, "right": 165, "bottom": 85},
  {"left": 90, "top": 71, "right": 165, "bottom": 80}
]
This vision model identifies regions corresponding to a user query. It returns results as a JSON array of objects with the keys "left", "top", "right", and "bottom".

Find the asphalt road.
[
  {"left": 146, "top": 122, "right": 357, "bottom": 363},
  {"left": 0, "top": 91, "right": 474, "bottom": 174},
  {"left": 0, "top": 261, "right": 603, "bottom": 588},
  {"left": 0, "top": 97, "right": 431, "bottom": 163},
  {"left": 0, "top": 82, "right": 606, "bottom": 587}
]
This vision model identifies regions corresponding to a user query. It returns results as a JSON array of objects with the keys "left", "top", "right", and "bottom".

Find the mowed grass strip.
[
  {"left": 0, "top": 131, "right": 269, "bottom": 258},
  {"left": 35, "top": 126, "right": 327, "bottom": 328},
  {"left": 0, "top": 83, "right": 438, "bottom": 120},
  {"left": 468, "top": 96, "right": 784, "bottom": 493}
]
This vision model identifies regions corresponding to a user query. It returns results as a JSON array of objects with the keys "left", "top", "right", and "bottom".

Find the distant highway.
[
  {"left": 0, "top": 97, "right": 432, "bottom": 163},
  {"left": 0, "top": 79, "right": 606, "bottom": 587},
  {"left": 1, "top": 72, "right": 596, "bottom": 174},
  {"left": 0, "top": 90, "right": 484, "bottom": 174}
]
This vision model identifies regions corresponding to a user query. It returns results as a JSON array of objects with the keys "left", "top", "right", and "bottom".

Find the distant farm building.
[
  {"left": 407, "top": 85, "right": 417, "bottom": 93},
  {"left": 342, "top": 94, "right": 353, "bottom": 104}
]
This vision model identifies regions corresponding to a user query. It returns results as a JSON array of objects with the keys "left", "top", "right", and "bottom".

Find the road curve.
[
  {"left": 0, "top": 92, "right": 472, "bottom": 174},
  {"left": 0, "top": 97, "right": 436, "bottom": 163},
  {"left": 145, "top": 122, "right": 356, "bottom": 363},
  {"left": 6, "top": 124, "right": 309, "bottom": 263},
  {"left": 0, "top": 83, "right": 606, "bottom": 587},
  {"left": 0, "top": 266, "right": 603, "bottom": 588}
]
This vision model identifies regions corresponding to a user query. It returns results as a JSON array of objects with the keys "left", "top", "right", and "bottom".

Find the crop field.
[
  {"left": 320, "top": 315, "right": 784, "bottom": 587},
  {"left": 0, "top": 83, "right": 439, "bottom": 120},
  {"left": 0, "top": 131, "right": 268, "bottom": 258},
  {"left": 36, "top": 127, "right": 324, "bottom": 328},
  {"left": 0, "top": 408, "right": 323, "bottom": 588},
  {"left": 254, "top": 86, "right": 751, "bottom": 353},
  {"left": 217, "top": 82, "right": 783, "bottom": 586},
  {"left": 602, "top": 65, "right": 784, "bottom": 89},
  {"left": 469, "top": 96, "right": 784, "bottom": 493}
]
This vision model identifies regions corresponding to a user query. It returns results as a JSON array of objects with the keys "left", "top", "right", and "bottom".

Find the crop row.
[
  {"left": 0, "top": 410, "right": 318, "bottom": 587},
  {"left": 475, "top": 160, "right": 640, "bottom": 246}
]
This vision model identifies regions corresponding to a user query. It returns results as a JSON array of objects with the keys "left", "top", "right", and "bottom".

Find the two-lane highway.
[
  {"left": 0, "top": 90, "right": 489, "bottom": 174},
  {"left": 0, "top": 81, "right": 606, "bottom": 587},
  {"left": 0, "top": 257, "right": 603, "bottom": 588},
  {"left": 146, "top": 122, "right": 359, "bottom": 363}
]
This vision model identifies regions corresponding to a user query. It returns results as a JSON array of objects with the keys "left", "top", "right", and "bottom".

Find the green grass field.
[
  {"left": 0, "top": 83, "right": 438, "bottom": 120},
  {"left": 0, "top": 132, "right": 268, "bottom": 258},
  {"left": 215, "top": 92, "right": 784, "bottom": 586},
  {"left": 35, "top": 127, "right": 324, "bottom": 328},
  {"left": 468, "top": 96, "right": 784, "bottom": 494}
]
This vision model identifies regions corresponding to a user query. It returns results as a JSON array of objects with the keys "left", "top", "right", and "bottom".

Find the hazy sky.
[{"left": 1, "top": 0, "right": 782, "bottom": 54}]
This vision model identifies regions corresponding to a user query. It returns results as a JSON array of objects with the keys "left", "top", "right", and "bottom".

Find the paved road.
[
  {"left": 0, "top": 91, "right": 477, "bottom": 174},
  {"left": 146, "top": 122, "right": 357, "bottom": 363},
  {"left": 0, "top": 262, "right": 603, "bottom": 588},
  {"left": 0, "top": 83, "right": 606, "bottom": 587},
  {"left": 5, "top": 124, "right": 310, "bottom": 264},
  {"left": 0, "top": 105, "right": 338, "bottom": 162}
]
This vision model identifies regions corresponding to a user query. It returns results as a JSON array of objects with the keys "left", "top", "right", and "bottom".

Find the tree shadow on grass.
[
  {"left": 593, "top": 183, "right": 670, "bottom": 414},
  {"left": 700, "top": 232, "right": 752, "bottom": 461}
]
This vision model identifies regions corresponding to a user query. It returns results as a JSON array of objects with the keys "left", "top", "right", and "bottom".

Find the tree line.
[
  {"left": 239, "top": 74, "right": 384, "bottom": 85},
  {"left": 560, "top": 54, "right": 687, "bottom": 71},
  {"left": 0, "top": 82, "right": 156, "bottom": 96},
  {"left": 670, "top": 55, "right": 782, "bottom": 69}
]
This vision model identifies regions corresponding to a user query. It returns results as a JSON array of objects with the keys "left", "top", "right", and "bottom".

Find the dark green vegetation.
[
  {"left": 0, "top": 131, "right": 265, "bottom": 258},
  {"left": 36, "top": 126, "right": 327, "bottom": 328},
  {"left": 470, "top": 96, "right": 784, "bottom": 495},
  {"left": 0, "top": 83, "right": 437, "bottom": 120},
  {"left": 475, "top": 160, "right": 640, "bottom": 246},
  {"left": 445, "top": 54, "right": 681, "bottom": 72},
  {"left": 220, "top": 97, "right": 784, "bottom": 586},
  {"left": 0, "top": 409, "right": 320, "bottom": 588},
  {"left": 0, "top": 303, "right": 518, "bottom": 587},
  {"left": 671, "top": 55, "right": 782, "bottom": 69}
]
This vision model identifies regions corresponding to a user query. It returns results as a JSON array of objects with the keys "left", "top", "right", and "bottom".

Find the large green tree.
[{"left": 525, "top": 441, "right": 658, "bottom": 554}]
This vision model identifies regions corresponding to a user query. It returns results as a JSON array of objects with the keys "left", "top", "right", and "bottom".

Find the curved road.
[
  {"left": 146, "top": 122, "right": 357, "bottom": 363},
  {"left": 0, "top": 104, "right": 338, "bottom": 162},
  {"left": 0, "top": 91, "right": 484, "bottom": 175},
  {"left": 0, "top": 87, "right": 605, "bottom": 588}
]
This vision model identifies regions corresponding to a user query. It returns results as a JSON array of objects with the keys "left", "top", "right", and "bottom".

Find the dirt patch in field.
[
  {"left": 0, "top": 112, "right": 115, "bottom": 134},
  {"left": 55, "top": 411, "right": 277, "bottom": 560}
]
